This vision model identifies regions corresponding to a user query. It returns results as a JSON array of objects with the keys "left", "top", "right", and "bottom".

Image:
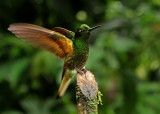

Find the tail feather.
[
  {"left": 56, "top": 69, "right": 77, "bottom": 99},
  {"left": 57, "top": 76, "right": 71, "bottom": 99}
]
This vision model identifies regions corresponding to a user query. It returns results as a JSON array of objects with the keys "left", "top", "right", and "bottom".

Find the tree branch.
[{"left": 76, "top": 70, "right": 102, "bottom": 114}]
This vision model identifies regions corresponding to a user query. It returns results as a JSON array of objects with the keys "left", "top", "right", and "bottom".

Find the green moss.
[
  {"left": 86, "top": 98, "right": 98, "bottom": 114},
  {"left": 97, "top": 90, "right": 103, "bottom": 105},
  {"left": 86, "top": 90, "right": 103, "bottom": 109},
  {"left": 76, "top": 86, "right": 81, "bottom": 100},
  {"left": 76, "top": 84, "right": 102, "bottom": 113}
]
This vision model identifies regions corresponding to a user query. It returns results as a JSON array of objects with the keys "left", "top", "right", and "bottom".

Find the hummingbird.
[{"left": 8, "top": 23, "right": 100, "bottom": 98}]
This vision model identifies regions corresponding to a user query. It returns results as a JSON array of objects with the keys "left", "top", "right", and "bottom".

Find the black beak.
[{"left": 89, "top": 25, "right": 101, "bottom": 32}]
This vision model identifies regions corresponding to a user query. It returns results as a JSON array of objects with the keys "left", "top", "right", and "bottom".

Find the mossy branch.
[{"left": 76, "top": 70, "right": 102, "bottom": 114}]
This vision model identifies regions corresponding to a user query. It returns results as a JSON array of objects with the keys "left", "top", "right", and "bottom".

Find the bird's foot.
[{"left": 77, "top": 68, "right": 87, "bottom": 75}]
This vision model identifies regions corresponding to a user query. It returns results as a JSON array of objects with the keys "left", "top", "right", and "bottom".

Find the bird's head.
[{"left": 75, "top": 24, "right": 101, "bottom": 38}]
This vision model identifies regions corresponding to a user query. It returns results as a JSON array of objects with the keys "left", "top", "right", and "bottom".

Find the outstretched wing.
[
  {"left": 52, "top": 27, "right": 75, "bottom": 40},
  {"left": 8, "top": 23, "right": 74, "bottom": 59}
]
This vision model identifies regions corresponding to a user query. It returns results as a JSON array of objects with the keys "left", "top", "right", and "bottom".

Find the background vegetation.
[{"left": 0, "top": 0, "right": 160, "bottom": 114}]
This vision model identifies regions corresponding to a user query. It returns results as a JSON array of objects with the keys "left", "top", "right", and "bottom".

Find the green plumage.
[
  {"left": 65, "top": 33, "right": 89, "bottom": 70},
  {"left": 57, "top": 24, "right": 101, "bottom": 98}
]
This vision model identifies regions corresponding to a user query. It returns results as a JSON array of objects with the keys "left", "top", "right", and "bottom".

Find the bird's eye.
[{"left": 78, "top": 29, "right": 83, "bottom": 33}]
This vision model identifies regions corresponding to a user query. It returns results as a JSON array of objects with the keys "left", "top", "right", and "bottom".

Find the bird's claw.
[{"left": 78, "top": 68, "right": 87, "bottom": 75}]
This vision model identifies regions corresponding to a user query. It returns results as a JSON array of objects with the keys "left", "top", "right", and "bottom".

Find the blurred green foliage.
[{"left": 0, "top": 0, "right": 160, "bottom": 114}]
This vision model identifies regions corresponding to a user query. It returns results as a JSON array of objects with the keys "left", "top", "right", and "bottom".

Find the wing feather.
[
  {"left": 52, "top": 27, "right": 75, "bottom": 39},
  {"left": 8, "top": 23, "right": 73, "bottom": 59}
]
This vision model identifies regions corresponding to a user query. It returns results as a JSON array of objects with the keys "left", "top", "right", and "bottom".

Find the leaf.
[
  {"left": 21, "top": 98, "right": 56, "bottom": 114},
  {"left": 30, "top": 50, "right": 62, "bottom": 77},
  {"left": 112, "top": 37, "right": 138, "bottom": 52},
  {"left": 0, "top": 58, "right": 29, "bottom": 88}
]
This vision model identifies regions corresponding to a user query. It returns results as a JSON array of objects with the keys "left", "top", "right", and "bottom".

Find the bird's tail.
[{"left": 56, "top": 70, "right": 76, "bottom": 99}]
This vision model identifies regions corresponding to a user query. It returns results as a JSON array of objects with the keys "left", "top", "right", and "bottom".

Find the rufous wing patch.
[
  {"left": 55, "top": 38, "right": 73, "bottom": 57},
  {"left": 8, "top": 23, "right": 73, "bottom": 59}
]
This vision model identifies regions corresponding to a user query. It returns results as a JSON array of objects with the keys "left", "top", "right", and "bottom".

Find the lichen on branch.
[{"left": 76, "top": 70, "right": 102, "bottom": 114}]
